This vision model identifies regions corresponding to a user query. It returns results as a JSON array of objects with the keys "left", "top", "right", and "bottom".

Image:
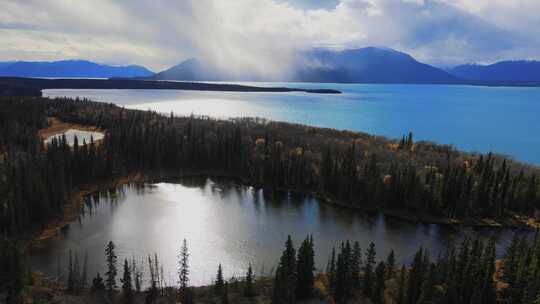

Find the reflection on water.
[
  {"left": 29, "top": 178, "right": 527, "bottom": 286},
  {"left": 45, "top": 129, "right": 104, "bottom": 146}
]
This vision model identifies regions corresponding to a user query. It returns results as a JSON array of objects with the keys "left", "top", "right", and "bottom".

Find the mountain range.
[
  {"left": 148, "top": 47, "right": 460, "bottom": 83},
  {"left": 448, "top": 61, "right": 540, "bottom": 82},
  {"left": 0, "top": 60, "right": 153, "bottom": 78},
  {"left": 292, "top": 47, "right": 458, "bottom": 83},
  {"left": 2, "top": 49, "right": 540, "bottom": 84}
]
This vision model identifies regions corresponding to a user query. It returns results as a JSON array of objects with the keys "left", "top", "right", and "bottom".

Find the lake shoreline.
[
  {"left": 0, "top": 77, "right": 342, "bottom": 95},
  {"left": 37, "top": 117, "right": 105, "bottom": 141},
  {"left": 28, "top": 168, "right": 535, "bottom": 252}
]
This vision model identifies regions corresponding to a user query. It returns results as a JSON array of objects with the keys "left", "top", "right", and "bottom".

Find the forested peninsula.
[
  {"left": 2, "top": 96, "right": 540, "bottom": 239},
  {"left": 2, "top": 95, "right": 540, "bottom": 303},
  {"left": 0, "top": 77, "right": 341, "bottom": 96}
]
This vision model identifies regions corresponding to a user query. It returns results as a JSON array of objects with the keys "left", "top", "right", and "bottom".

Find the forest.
[
  {"left": 1, "top": 95, "right": 540, "bottom": 303},
  {"left": 1, "top": 96, "right": 539, "bottom": 237},
  {"left": 3, "top": 233, "right": 540, "bottom": 303}
]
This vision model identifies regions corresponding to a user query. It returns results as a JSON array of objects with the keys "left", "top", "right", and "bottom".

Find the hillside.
[
  {"left": 448, "top": 60, "right": 540, "bottom": 81},
  {"left": 294, "top": 47, "right": 459, "bottom": 83},
  {"left": 149, "top": 47, "right": 459, "bottom": 84},
  {"left": 0, "top": 60, "right": 153, "bottom": 78}
]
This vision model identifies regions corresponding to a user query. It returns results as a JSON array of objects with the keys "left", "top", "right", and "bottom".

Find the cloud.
[{"left": 0, "top": 0, "right": 539, "bottom": 75}]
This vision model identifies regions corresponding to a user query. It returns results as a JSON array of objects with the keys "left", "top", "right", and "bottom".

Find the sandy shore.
[{"left": 38, "top": 117, "right": 104, "bottom": 140}]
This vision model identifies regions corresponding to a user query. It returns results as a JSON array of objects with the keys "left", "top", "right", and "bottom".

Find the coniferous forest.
[
  {"left": 4, "top": 233, "right": 540, "bottom": 304},
  {"left": 1, "top": 95, "right": 540, "bottom": 303},
  {"left": 1, "top": 96, "right": 539, "bottom": 237}
]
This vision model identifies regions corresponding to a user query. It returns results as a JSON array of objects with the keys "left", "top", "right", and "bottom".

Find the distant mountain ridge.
[
  {"left": 149, "top": 47, "right": 459, "bottom": 84},
  {"left": 294, "top": 47, "right": 458, "bottom": 83},
  {"left": 448, "top": 61, "right": 540, "bottom": 81},
  {"left": 0, "top": 60, "right": 153, "bottom": 78},
  {"left": 149, "top": 58, "right": 226, "bottom": 81},
  {"left": 5, "top": 50, "right": 540, "bottom": 85}
]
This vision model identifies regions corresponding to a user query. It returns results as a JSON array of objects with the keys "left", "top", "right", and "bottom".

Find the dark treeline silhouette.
[
  {"left": 0, "top": 77, "right": 341, "bottom": 94},
  {"left": 1, "top": 96, "right": 540, "bottom": 237},
  {"left": 8, "top": 233, "right": 540, "bottom": 303}
]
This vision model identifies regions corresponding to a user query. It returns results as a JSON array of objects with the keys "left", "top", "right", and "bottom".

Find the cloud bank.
[{"left": 1, "top": 0, "right": 539, "bottom": 77}]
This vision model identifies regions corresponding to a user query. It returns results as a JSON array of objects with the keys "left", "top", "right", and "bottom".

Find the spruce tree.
[
  {"left": 121, "top": 259, "right": 133, "bottom": 303},
  {"left": 244, "top": 262, "right": 255, "bottom": 297},
  {"left": 178, "top": 239, "right": 190, "bottom": 302},
  {"left": 417, "top": 264, "right": 436, "bottom": 304},
  {"left": 296, "top": 235, "right": 315, "bottom": 300},
  {"left": 272, "top": 235, "right": 297, "bottom": 304},
  {"left": 215, "top": 264, "right": 224, "bottom": 295},
  {"left": 221, "top": 281, "right": 229, "bottom": 304},
  {"left": 0, "top": 241, "right": 24, "bottom": 304},
  {"left": 105, "top": 241, "right": 118, "bottom": 298},
  {"left": 67, "top": 250, "right": 75, "bottom": 293},
  {"left": 92, "top": 273, "right": 105, "bottom": 292},
  {"left": 385, "top": 250, "right": 396, "bottom": 279},
  {"left": 363, "top": 242, "right": 376, "bottom": 296},
  {"left": 81, "top": 252, "right": 88, "bottom": 290},
  {"left": 373, "top": 261, "right": 386, "bottom": 304},
  {"left": 396, "top": 265, "right": 407, "bottom": 304},
  {"left": 352, "top": 241, "right": 362, "bottom": 288},
  {"left": 406, "top": 247, "right": 425, "bottom": 304},
  {"left": 479, "top": 241, "right": 496, "bottom": 304},
  {"left": 327, "top": 247, "right": 337, "bottom": 293}
]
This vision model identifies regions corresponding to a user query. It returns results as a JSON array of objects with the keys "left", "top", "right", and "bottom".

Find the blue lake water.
[{"left": 44, "top": 83, "right": 540, "bottom": 165}]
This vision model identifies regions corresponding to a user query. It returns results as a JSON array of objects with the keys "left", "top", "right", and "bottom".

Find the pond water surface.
[
  {"left": 44, "top": 129, "right": 104, "bottom": 146},
  {"left": 29, "top": 178, "right": 525, "bottom": 286}
]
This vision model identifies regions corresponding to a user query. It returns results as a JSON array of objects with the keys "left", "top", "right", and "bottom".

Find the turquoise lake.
[{"left": 44, "top": 83, "right": 540, "bottom": 165}]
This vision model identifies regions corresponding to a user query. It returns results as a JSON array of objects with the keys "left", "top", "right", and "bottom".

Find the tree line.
[
  {"left": 2, "top": 96, "right": 539, "bottom": 237},
  {"left": 5, "top": 233, "right": 540, "bottom": 303}
]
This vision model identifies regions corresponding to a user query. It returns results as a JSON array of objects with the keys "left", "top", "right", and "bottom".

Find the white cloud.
[{"left": 0, "top": 0, "right": 538, "bottom": 74}]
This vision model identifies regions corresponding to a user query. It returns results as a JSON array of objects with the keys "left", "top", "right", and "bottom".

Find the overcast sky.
[{"left": 1, "top": 0, "right": 539, "bottom": 74}]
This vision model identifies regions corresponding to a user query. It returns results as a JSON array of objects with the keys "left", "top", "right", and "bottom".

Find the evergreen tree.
[
  {"left": 351, "top": 241, "right": 362, "bottom": 288},
  {"left": 81, "top": 252, "right": 88, "bottom": 290},
  {"left": 272, "top": 235, "right": 297, "bottom": 304},
  {"left": 406, "top": 247, "right": 426, "bottom": 304},
  {"left": 215, "top": 264, "right": 225, "bottom": 294},
  {"left": 121, "top": 259, "right": 133, "bottom": 303},
  {"left": 385, "top": 250, "right": 396, "bottom": 279},
  {"left": 244, "top": 262, "right": 255, "bottom": 297},
  {"left": 334, "top": 242, "right": 354, "bottom": 304},
  {"left": 373, "top": 261, "right": 386, "bottom": 304},
  {"left": 147, "top": 254, "right": 159, "bottom": 302},
  {"left": 178, "top": 239, "right": 190, "bottom": 290},
  {"left": 327, "top": 247, "right": 337, "bottom": 293},
  {"left": 221, "top": 281, "right": 229, "bottom": 304},
  {"left": 417, "top": 264, "right": 436, "bottom": 304},
  {"left": 363, "top": 242, "right": 377, "bottom": 296},
  {"left": 479, "top": 240, "right": 496, "bottom": 304},
  {"left": 0, "top": 241, "right": 25, "bottom": 304},
  {"left": 67, "top": 250, "right": 75, "bottom": 293},
  {"left": 296, "top": 235, "right": 315, "bottom": 300},
  {"left": 105, "top": 241, "right": 118, "bottom": 298},
  {"left": 396, "top": 265, "right": 407, "bottom": 304},
  {"left": 91, "top": 273, "right": 105, "bottom": 292}
]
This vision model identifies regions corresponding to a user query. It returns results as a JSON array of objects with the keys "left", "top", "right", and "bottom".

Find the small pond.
[
  {"left": 44, "top": 129, "right": 104, "bottom": 146},
  {"left": 29, "top": 178, "right": 528, "bottom": 286}
]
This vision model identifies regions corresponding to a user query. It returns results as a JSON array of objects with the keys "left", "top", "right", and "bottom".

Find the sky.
[{"left": 1, "top": 0, "right": 539, "bottom": 75}]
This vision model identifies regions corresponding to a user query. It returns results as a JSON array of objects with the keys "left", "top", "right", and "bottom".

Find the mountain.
[
  {"left": 0, "top": 60, "right": 153, "bottom": 78},
  {"left": 448, "top": 61, "right": 540, "bottom": 81},
  {"left": 149, "top": 58, "right": 225, "bottom": 81},
  {"left": 294, "top": 47, "right": 458, "bottom": 83},
  {"left": 150, "top": 47, "right": 458, "bottom": 84}
]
